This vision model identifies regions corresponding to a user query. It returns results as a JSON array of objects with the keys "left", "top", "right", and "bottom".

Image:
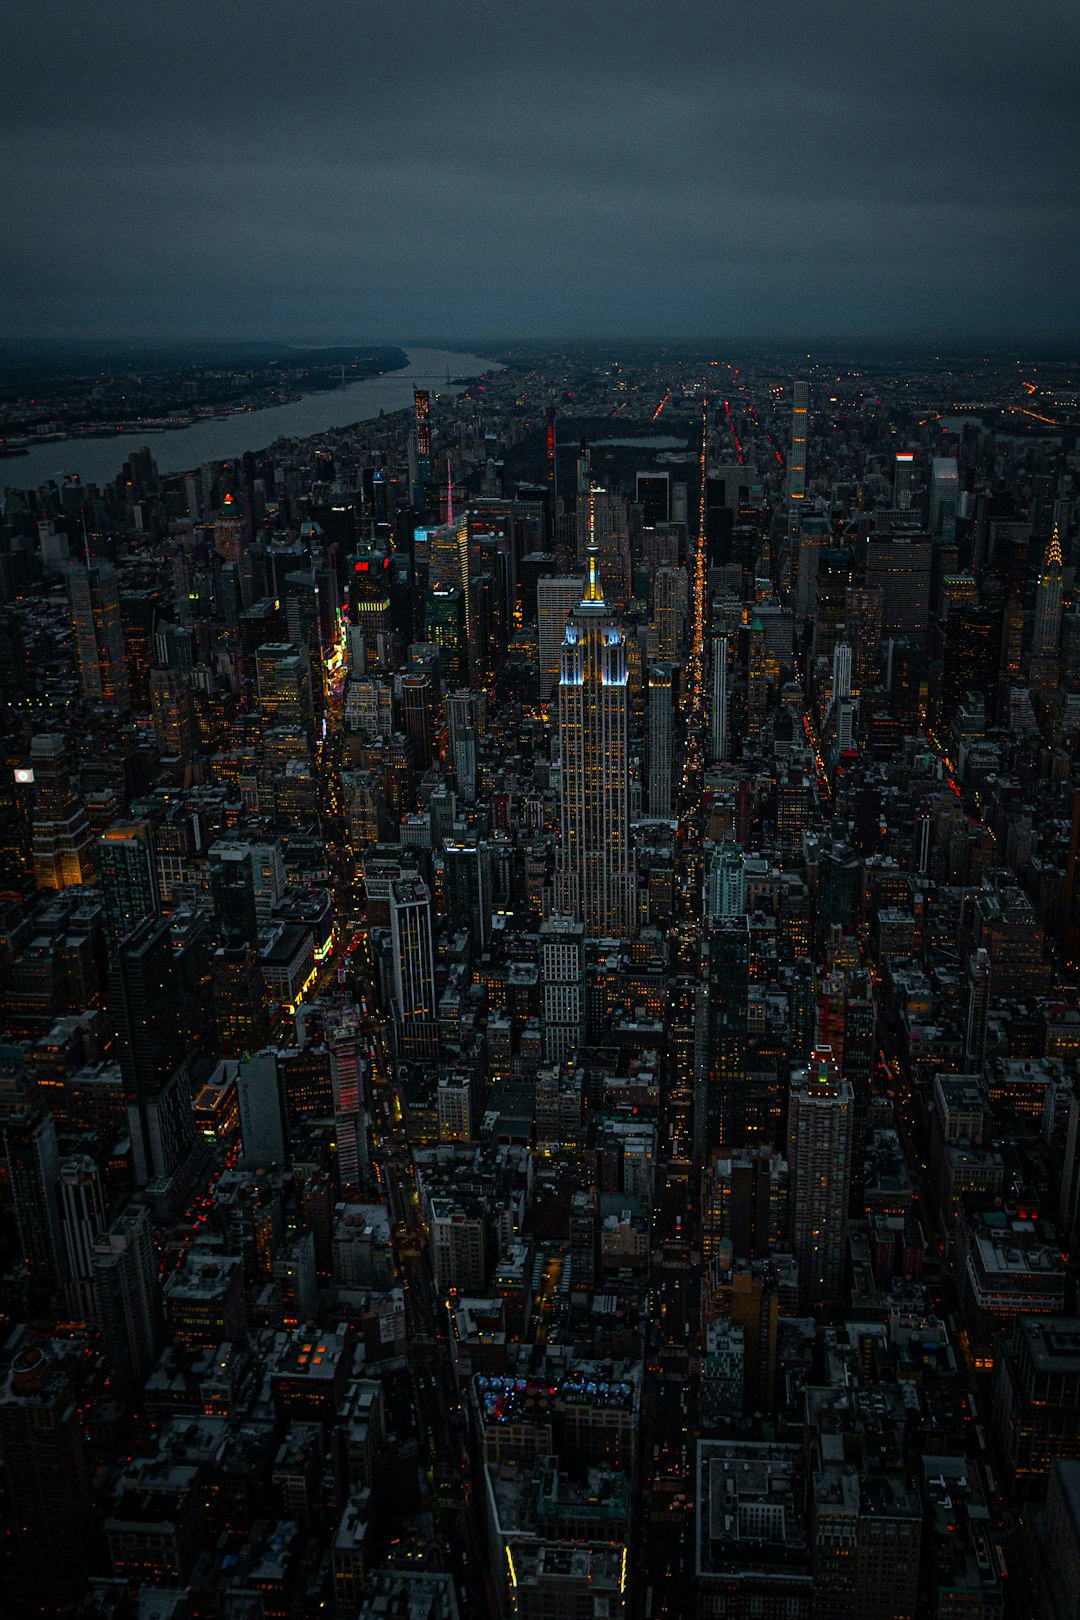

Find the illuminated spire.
[
  {"left": 583, "top": 485, "right": 605, "bottom": 605},
  {"left": 1047, "top": 521, "right": 1062, "bottom": 572},
  {"left": 446, "top": 459, "right": 453, "bottom": 526}
]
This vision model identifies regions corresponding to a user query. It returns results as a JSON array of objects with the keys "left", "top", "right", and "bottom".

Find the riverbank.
[{"left": 1, "top": 346, "right": 502, "bottom": 492}]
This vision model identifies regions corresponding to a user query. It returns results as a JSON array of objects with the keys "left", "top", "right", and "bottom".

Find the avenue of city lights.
[{"left": 680, "top": 392, "right": 710, "bottom": 811}]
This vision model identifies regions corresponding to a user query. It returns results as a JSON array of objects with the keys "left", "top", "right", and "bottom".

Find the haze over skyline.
[{"left": 3, "top": 0, "right": 1079, "bottom": 347}]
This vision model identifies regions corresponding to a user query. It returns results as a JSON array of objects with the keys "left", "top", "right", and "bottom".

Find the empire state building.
[{"left": 556, "top": 493, "right": 636, "bottom": 938}]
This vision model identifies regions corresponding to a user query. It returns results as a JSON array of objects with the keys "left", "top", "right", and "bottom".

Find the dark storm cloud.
[{"left": 2, "top": 0, "right": 1078, "bottom": 343}]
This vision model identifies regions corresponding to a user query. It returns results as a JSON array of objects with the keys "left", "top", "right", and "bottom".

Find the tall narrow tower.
[
  {"left": 414, "top": 388, "right": 432, "bottom": 458},
  {"left": 411, "top": 387, "right": 432, "bottom": 508},
  {"left": 98, "top": 820, "right": 160, "bottom": 947},
  {"left": 540, "top": 915, "right": 586, "bottom": 1065},
  {"left": 653, "top": 564, "right": 686, "bottom": 664},
  {"left": 111, "top": 916, "right": 194, "bottom": 1189},
  {"left": 329, "top": 1007, "right": 368, "bottom": 1191},
  {"left": 389, "top": 877, "right": 437, "bottom": 1060},
  {"left": 29, "top": 733, "right": 94, "bottom": 890},
  {"left": 557, "top": 500, "right": 635, "bottom": 938},
  {"left": 832, "top": 640, "right": 852, "bottom": 704},
  {"left": 537, "top": 575, "right": 584, "bottom": 700},
  {"left": 648, "top": 663, "right": 674, "bottom": 819},
  {"left": 831, "top": 640, "right": 854, "bottom": 754},
  {"left": 787, "top": 379, "right": 808, "bottom": 540},
  {"left": 546, "top": 402, "right": 559, "bottom": 540},
  {"left": 1030, "top": 524, "right": 1064, "bottom": 688},
  {"left": 708, "top": 633, "right": 729, "bottom": 764},
  {"left": 69, "top": 559, "right": 130, "bottom": 708},
  {"left": 786, "top": 1044, "right": 853, "bottom": 1308},
  {"left": 92, "top": 1203, "right": 163, "bottom": 1387},
  {"left": 965, "top": 947, "right": 992, "bottom": 1071},
  {"left": 4, "top": 1108, "right": 67, "bottom": 1293}
]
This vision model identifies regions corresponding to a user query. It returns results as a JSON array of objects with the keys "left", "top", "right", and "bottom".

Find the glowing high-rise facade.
[
  {"left": 1030, "top": 525, "right": 1064, "bottom": 689},
  {"left": 648, "top": 662, "right": 674, "bottom": 819},
  {"left": 653, "top": 564, "right": 686, "bottom": 664},
  {"left": 707, "top": 633, "right": 729, "bottom": 764},
  {"left": 787, "top": 379, "right": 808, "bottom": 538},
  {"left": 70, "top": 559, "right": 130, "bottom": 709},
  {"left": 414, "top": 388, "right": 432, "bottom": 460},
  {"left": 787, "top": 1044, "right": 853, "bottom": 1308},
  {"left": 538, "top": 575, "right": 584, "bottom": 700},
  {"left": 389, "top": 877, "right": 437, "bottom": 1060},
  {"left": 556, "top": 506, "right": 635, "bottom": 938}
]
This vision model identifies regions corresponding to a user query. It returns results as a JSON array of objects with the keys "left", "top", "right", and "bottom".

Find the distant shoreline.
[
  {"left": 0, "top": 347, "right": 411, "bottom": 452},
  {"left": 1, "top": 346, "right": 500, "bottom": 491}
]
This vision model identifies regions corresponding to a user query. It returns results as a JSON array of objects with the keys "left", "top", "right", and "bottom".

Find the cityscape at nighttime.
[{"left": 2, "top": 3, "right": 1080, "bottom": 1618}]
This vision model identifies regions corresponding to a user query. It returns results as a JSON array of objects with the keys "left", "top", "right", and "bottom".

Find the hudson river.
[{"left": 2, "top": 346, "right": 501, "bottom": 491}]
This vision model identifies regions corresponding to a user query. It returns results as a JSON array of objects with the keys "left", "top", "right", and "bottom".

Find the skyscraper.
[
  {"left": 847, "top": 586, "right": 884, "bottom": 694},
  {"left": 930, "top": 457, "right": 959, "bottom": 542},
  {"left": 705, "top": 841, "right": 745, "bottom": 922},
  {"left": 256, "top": 642, "right": 315, "bottom": 726},
  {"left": 546, "top": 402, "right": 559, "bottom": 531},
  {"left": 540, "top": 915, "right": 586, "bottom": 1065},
  {"left": 653, "top": 564, "right": 686, "bottom": 664},
  {"left": 69, "top": 558, "right": 130, "bottom": 708},
  {"left": 400, "top": 672, "right": 435, "bottom": 769},
  {"left": 832, "top": 641, "right": 852, "bottom": 705},
  {"left": 637, "top": 469, "right": 671, "bottom": 525},
  {"left": 149, "top": 666, "right": 197, "bottom": 757},
  {"left": 443, "top": 835, "right": 494, "bottom": 951},
  {"left": 556, "top": 512, "right": 635, "bottom": 939},
  {"left": 91, "top": 1203, "right": 163, "bottom": 1386},
  {"left": 446, "top": 687, "right": 486, "bottom": 752},
  {"left": 329, "top": 1010, "right": 368, "bottom": 1192},
  {"left": 98, "top": 820, "right": 160, "bottom": 947},
  {"left": 447, "top": 687, "right": 485, "bottom": 802},
  {"left": 787, "top": 380, "right": 808, "bottom": 537},
  {"left": 647, "top": 662, "right": 674, "bottom": 819},
  {"left": 0, "top": 1341, "right": 92, "bottom": 1601},
  {"left": 29, "top": 732, "right": 95, "bottom": 889},
  {"left": 4, "top": 1108, "right": 67, "bottom": 1293},
  {"left": 1029, "top": 525, "right": 1064, "bottom": 688},
  {"left": 413, "top": 386, "right": 433, "bottom": 500},
  {"left": 708, "top": 633, "right": 729, "bottom": 764},
  {"left": 865, "top": 531, "right": 932, "bottom": 645},
  {"left": 831, "top": 641, "right": 854, "bottom": 755},
  {"left": 425, "top": 513, "right": 478, "bottom": 676},
  {"left": 746, "top": 614, "right": 767, "bottom": 739},
  {"left": 450, "top": 727, "right": 477, "bottom": 802},
  {"left": 935, "top": 602, "right": 1002, "bottom": 723},
  {"left": 110, "top": 916, "right": 195, "bottom": 1189},
  {"left": 893, "top": 451, "right": 916, "bottom": 509},
  {"left": 424, "top": 585, "right": 467, "bottom": 687},
  {"left": 58, "top": 1156, "right": 106, "bottom": 1317},
  {"left": 349, "top": 544, "right": 393, "bottom": 670},
  {"left": 965, "top": 947, "right": 992, "bottom": 1071},
  {"left": 389, "top": 877, "right": 438, "bottom": 1060},
  {"left": 237, "top": 1050, "right": 290, "bottom": 1168},
  {"left": 699, "top": 918, "right": 751, "bottom": 1151},
  {"left": 787, "top": 1045, "right": 853, "bottom": 1308},
  {"left": 209, "top": 840, "right": 260, "bottom": 948},
  {"left": 537, "top": 575, "right": 584, "bottom": 700},
  {"left": 214, "top": 490, "right": 244, "bottom": 560}
]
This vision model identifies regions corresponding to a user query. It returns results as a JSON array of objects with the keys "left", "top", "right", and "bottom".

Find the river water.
[{"left": 2, "top": 346, "right": 501, "bottom": 492}]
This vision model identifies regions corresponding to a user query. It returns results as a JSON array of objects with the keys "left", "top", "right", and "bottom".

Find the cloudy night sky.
[{"left": 3, "top": 0, "right": 1079, "bottom": 346}]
